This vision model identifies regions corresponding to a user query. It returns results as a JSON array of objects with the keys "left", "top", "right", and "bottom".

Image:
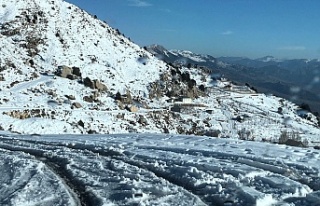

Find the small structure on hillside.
[
  {"left": 176, "top": 96, "right": 192, "bottom": 104},
  {"left": 169, "top": 96, "right": 206, "bottom": 113}
]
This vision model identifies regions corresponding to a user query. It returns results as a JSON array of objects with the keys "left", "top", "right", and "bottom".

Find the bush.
[
  {"left": 238, "top": 128, "right": 254, "bottom": 141},
  {"left": 279, "top": 130, "right": 307, "bottom": 147},
  {"left": 204, "top": 129, "right": 221, "bottom": 137}
]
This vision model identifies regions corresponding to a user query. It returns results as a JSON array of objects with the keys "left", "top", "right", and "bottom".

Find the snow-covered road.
[{"left": 0, "top": 134, "right": 319, "bottom": 206}]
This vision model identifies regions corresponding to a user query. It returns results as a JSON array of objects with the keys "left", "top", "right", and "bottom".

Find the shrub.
[
  {"left": 238, "top": 128, "right": 253, "bottom": 140},
  {"left": 279, "top": 130, "right": 307, "bottom": 147},
  {"left": 205, "top": 129, "right": 221, "bottom": 137}
]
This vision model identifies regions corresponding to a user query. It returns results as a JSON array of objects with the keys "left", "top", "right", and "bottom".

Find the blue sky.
[{"left": 66, "top": 0, "right": 320, "bottom": 59}]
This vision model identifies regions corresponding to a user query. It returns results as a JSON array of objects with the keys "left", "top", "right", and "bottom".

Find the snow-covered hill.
[
  {"left": 0, "top": 134, "right": 319, "bottom": 205},
  {"left": 0, "top": 0, "right": 319, "bottom": 147}
]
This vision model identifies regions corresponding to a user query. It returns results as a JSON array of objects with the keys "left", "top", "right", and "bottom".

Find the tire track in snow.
[
  {"left": 137, "top": 145, "right": 319, "bottom": 188},
  {"left": 0, "top": 137, "right": 207, "bottom": 205},
  {"left": 1, "top": 135, "right": 320, "bottom": 205},
  {"left": 52, "top": 142, "right": 210, "bottom": 205},
  {"left": 57, "top": 143, "right": 256, "bottom": 205},
  {"left": 131, "top": 145, "right": 320, "bottom": 205},
  {"left": 0, "top": 141, "right": 102, "bottom": 206}
]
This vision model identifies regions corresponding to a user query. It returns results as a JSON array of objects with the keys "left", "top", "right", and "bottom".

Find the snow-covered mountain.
[
  {"left": 147, "top": 45, "right": 320, "bottom": 115},
  {"left": 146, "top": 44, "right": 219, "bottom": 66},
  {"left": 0, "top": 0, "right": 319, "bottom": 147}
]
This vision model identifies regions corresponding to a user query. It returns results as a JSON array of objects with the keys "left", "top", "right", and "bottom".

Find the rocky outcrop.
[
  {"left": 126, "top": 105, "right": 138, "bottom": 112},
  {"left": 4, "top": 109, "right": 47, "bottom": 119},
  {"left": 72, "top": 102, "right": 82, "bottom": 108},
  {"left": 55, "top": 65, "right": 82, "bottom": 80},
  {"left": 83, "top": 77, "right": 107, "bottom": 92},
  {"left": 65, "top": 95, "right": 76, "bottom": 100}
]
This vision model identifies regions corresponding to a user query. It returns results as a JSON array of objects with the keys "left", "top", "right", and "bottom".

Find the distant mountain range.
[{"left": 146, "top": 45, "right": 320, "bottom": 114}]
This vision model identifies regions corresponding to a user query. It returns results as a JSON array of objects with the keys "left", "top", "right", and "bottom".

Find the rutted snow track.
[{"left": 0, "top": 134, "right": 319, "bottom": 206}]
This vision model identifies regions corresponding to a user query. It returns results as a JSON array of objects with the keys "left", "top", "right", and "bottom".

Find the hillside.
[
  {"left": 0, "top": 0, "right": 320, "bottom": 147},
  {"left": 218, "top": 56, "right": 320, "bottom": 114},
  {"left": 147, "top": 45, "right": 320, "bottom": 114}
]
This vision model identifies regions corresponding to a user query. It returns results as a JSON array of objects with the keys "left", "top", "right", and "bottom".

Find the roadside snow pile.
[{"left": 0, "top": 134, "right": 319, "bottom": 205}]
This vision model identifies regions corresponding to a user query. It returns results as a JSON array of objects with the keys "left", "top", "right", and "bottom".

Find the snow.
[
  {"left": 0, "top": 133, "right": 319, "bottom": 206},
  {"left": 1, "top": 1, "right": 320, "bottom": 204},
  {"left": 170, "top": 50, "right": 207, "bottom": 62},
  {"left": 0, "top": 0, "right": 319, "bottom": 146}
]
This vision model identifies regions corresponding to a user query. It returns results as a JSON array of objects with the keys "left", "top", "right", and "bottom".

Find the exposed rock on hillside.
[
  {"left": 83, "top": 77, "right": 107, "bottom": 92},
  {"left": 55, "top": 65, "right": 82, "bottom": 80}
]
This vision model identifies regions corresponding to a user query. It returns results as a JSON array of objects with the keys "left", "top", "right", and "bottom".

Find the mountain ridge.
[{"left": 146, "top": 45, "right": 320, "bottom": 114}]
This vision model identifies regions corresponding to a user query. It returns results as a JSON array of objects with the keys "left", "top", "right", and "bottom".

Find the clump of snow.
[{"left": 256, "top": 194, "right": 279, "bottom": 206}]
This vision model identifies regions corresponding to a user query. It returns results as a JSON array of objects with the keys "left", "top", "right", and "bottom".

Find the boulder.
[
  {"left": 56, "top": 65, "right": 82, "bottom": 80},
  {"left": 94, "top": 80, "right": 107, "bottom": 92},
  {"left": 56, "top": 65, "right": 72, "bottom": 78},
  {"left": 127, "top": 105, "right": 138, "bottom": 113},
  {"left": 72, "top": 66, "right": 82, "bottom": 77},
  {"left": 83, "top": 77, "right": 94, "bottom": 89},
  {"left": 83, "top": 96, "right": 94, "bottom": 103},
  {"left": 138, "top": 115, "right": 148, "bottom": 125},
  {"left": 78, "top": 120, "right": 84, "bottom": 128},
  {"left": 83, "top": 77, "right": 107, "bottom": 92},
  {"left": 65, "top": 95, "right": 76, "bottom": 100},
  {"left": 66, "top": 74, "right": 76, "bottom": 80},
  {"left": 72, "top": 102, "right": 82, "bottom": 108}
]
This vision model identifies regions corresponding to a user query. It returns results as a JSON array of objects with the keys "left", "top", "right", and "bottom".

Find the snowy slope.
[
  {"left": 0, "top": 0, "right": 319, "bottom": 147},
  {"left": 0, "top": 133, "right": 319, "bottom": 206}
]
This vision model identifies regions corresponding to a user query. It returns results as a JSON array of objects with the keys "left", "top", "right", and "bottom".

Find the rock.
[
  {"left": 31, "top": 72, "right": 39, "bottom": 78},
  {"left": 138, "top": 115, "right": 148, "bottom": 125},
  {"left": 47, "top": 90, "right": 57, "bottom": 97},
  {"left": 83, "top": 96, "right": 94, "bottom": 103},
  {"left": 72, "top": 102, "right": 82, "bottom": 108},
  {"left": 65, "top": 95, "right": 76, "bottom": 100},
  {"left": 117, "top": 100, "right": 125, "bottom": 110},
  {"left": 88, "top": 129, "right": 98, "bottom": 134},
  {"left": 4, "top": 110, "right": 30, "bottom": 119},
  {"left": 78, "top": 120, "right": 84, "bottom": 128},
  {"left": 127, "top": 105, "right": 138, "bottom": 112},
  {"left": 56, "top": 65, "right": 81, "bottom": 80},
  {"left": 72, "top": 66, "right": 82, "bottom": 77},
  {"left": 83, "top": 77, "right": 94, "bottom": 89},
  {"left": 56, "top": 65, "right": 72, "bottom": 78},
  {"left": 284, "top": 139, "right": 306, "bottom": 147},
  {"left": 83, "top": 77, "right": 107, "bottom": 92},
  {"left": 66, "top": 74, "right": 76, "bottom": 80},
  {"left": 94, "top": 80, "right": 107, "bottom": 92}
]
